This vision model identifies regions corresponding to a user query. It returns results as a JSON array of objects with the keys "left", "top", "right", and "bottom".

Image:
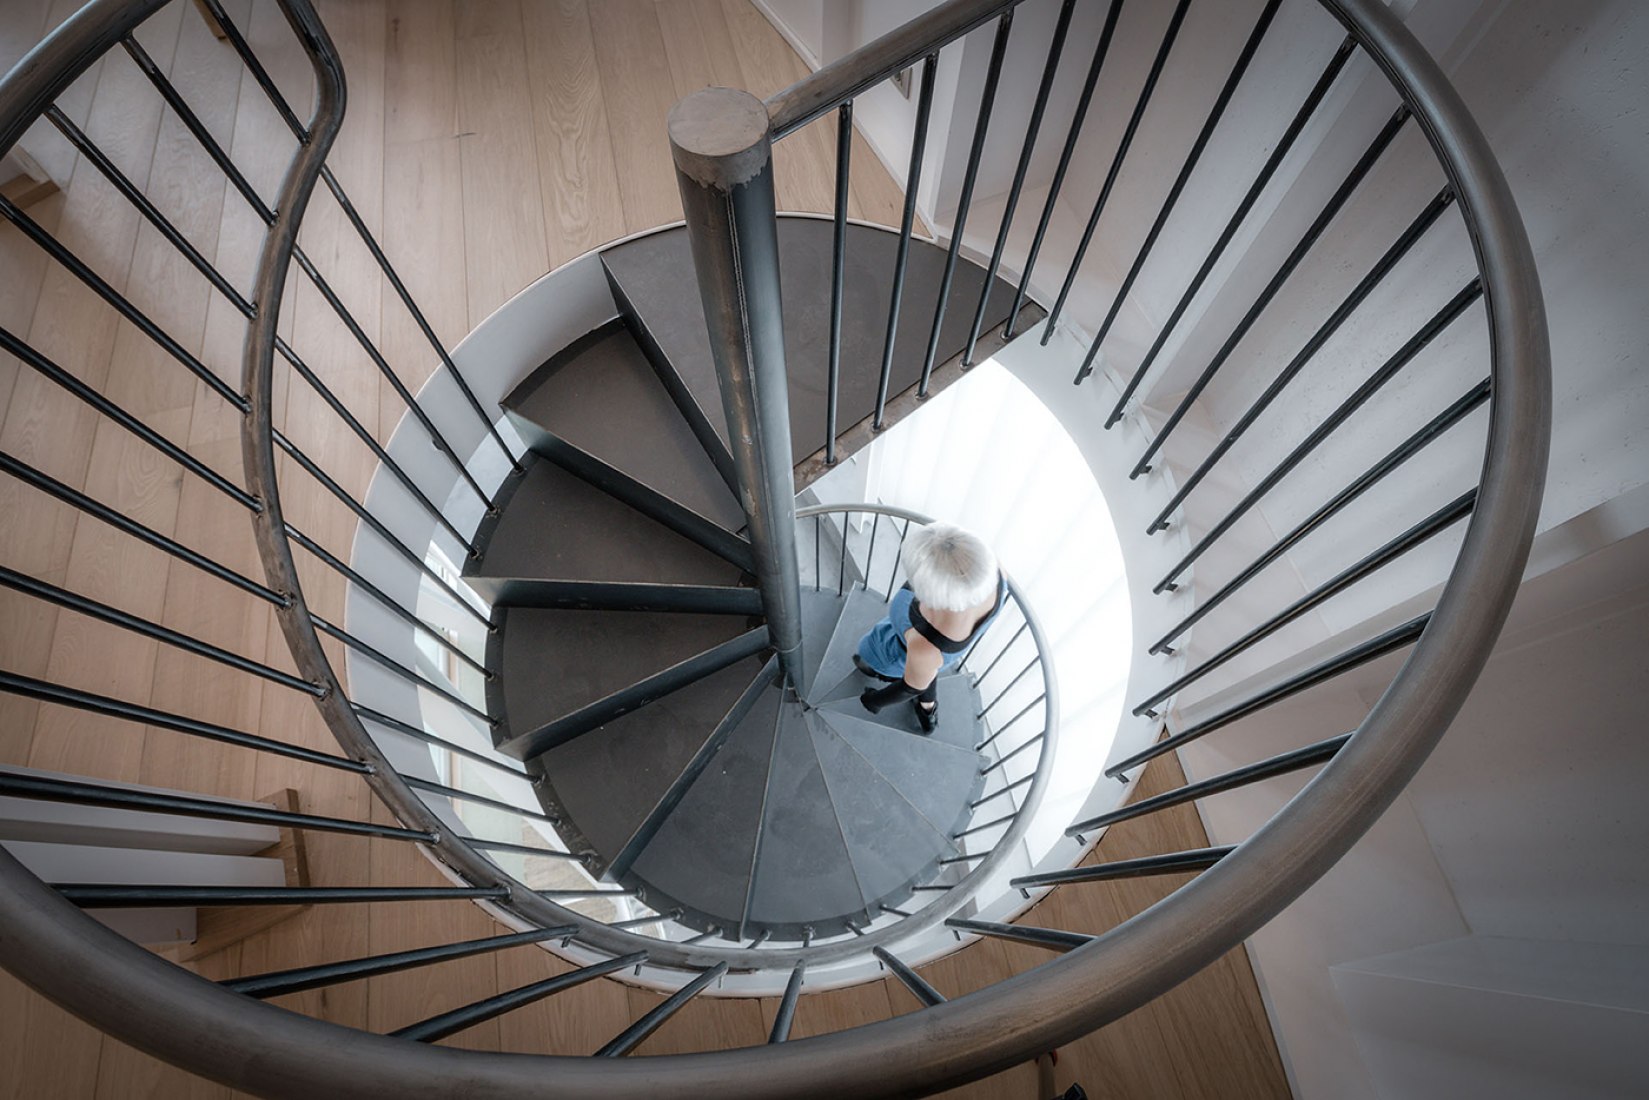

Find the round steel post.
[{"left": 668, "top": 88, "right": 805, "bottom": 686}]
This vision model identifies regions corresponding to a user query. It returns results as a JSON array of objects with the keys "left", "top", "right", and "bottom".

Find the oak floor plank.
[{"left": 586, "top": 0, "right": 682, "bottom": 232}]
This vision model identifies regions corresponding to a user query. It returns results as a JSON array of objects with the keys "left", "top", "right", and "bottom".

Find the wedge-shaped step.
[
  {"left": 796, "top": 587, "right": 848, "bottom": 698},
  {"left": 818, "top": 708, "right": 983, "bottom": 840},
  {"left": 531, "top": 655, "right": 768, "bottom": 871},
  {"left": 818, "top": 671, "right": 983, "bottom": 752},
  {"left": 804, "top": 584, "right": 894, "bottom": 707},
  {"left": 806, "top": 714, "right": 957, "bottom": 908},
  {"left": 482, "top": 579, "right": 760, "bottom": 615},
  {"left": 499, "top": 610, "right": 757, "bottom": 742},
  {"left": 502, "top": 321, "right": 744, "bottom": 534},
  {"left": 465, "top": 458, "right": 744, "bottom": 593},
  {"left": 603, "top": 220, "right": 1024, "bottom": 467},
  {"left": 499, "top": 626, "right": 770, "bottom": 760},
  {"left": 625, "top": 669, "right": 784, "bottom": 929},
  {"left": 743, "top": 701, "right": 867, "bottom": 931}
]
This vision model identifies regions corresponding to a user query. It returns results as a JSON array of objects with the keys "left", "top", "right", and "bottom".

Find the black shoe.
[{"left": 914, "top": 698, "right": 937, "bottom": 734}]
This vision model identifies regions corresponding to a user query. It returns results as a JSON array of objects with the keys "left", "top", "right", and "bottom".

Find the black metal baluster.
[
  {"left": 596, "top": 963, "right": 730, "bottom": 1056},
  {"left": 1074, "top": 0, "right": 1282, "bottom": 384},
  {"left": 1141, "top": 186, "right": 1457, "bottom": 522},
  {"left": 355, "top": 702, "right": 525, "bottom": 779},
  {"left": 392, "top": 952, "right": 648, "bottom": 1043},
  {"left": 196, "top": 0, "right": 525, "bottom": 475},
  {"left": 1012, "top": 846, "right": 1233, "bottom": 889},
  {"left": 226, "top": 926, "right": 577, "bottom": 998},
  {"left": 917, "top": 11, "right": 1014, "bottom": 396},
  {"left": 278, "top": 342, "right": 478, "bottom": 555},
  {"left": 284, "top": 524, "right": 489, "bottom": 679},
  {"left": 1104, "top": 35, "right": 1357, "bottom": 425},
  {"left": 769, "top": 962, "right": 807, "bottom": 1043},
  {"left": 0, "top": 771, "right": 433, "bottom": 842},
  {"left": 873, "top": 947, "right": 944, "bottom": 1006},
  {"left": 947, "top": 918, "right": 1091, "bottom": 953},
  {"left": 0, "top": 195, "right": 246, "bottom": 411},
  {"left": 1070, "top": 733, "right": 1350, "bottom": 833},
  {"left": 271, "top": 430, "right": 493, "bottom": 629},
  {"left": 288, "top": 249, "right": 492, "bottom": 510},
  {"left": 1127, "top": 105, "right": 1413, "bottom": 477},
  {"left": 874, "top": 52, "right": 938, "bottom": 429},
  {"left": 1149, "top": 381, "right": 1489, "bottom": 653},
  {"left": 1004, "top": 0, "right": 1124, "bottom": 340},
  {"left": 1107, "top": 614, "right": 1430, "bottom": 777},
  {"left": 0, "top": 451, "right": 282, "bottom": 606},
  {"left": 0, "top": 670, "right": 365, "bottom": 773},
  {"left": 309, "top": 615, "right": 495, "bottom": 725},
  {"left": 0, "top": 565, "right": 321, "bottom": 696},
  {"left": 1042, "top": 0, "right": 1193, "bottom": 341},
  {"left": 963, "top": 0, "right": 1075, "bottom": 365},
  {"left": 826, "top": 102, "right": 851, "bottom": 465},
  {"left": 0, "top": 326, "right": 256, "bottom": 510},
  {"left": 1136, "top": 490, "right": 1474, "bottom": 714},
  {"left": 1153, "top": 279, "right": 1482, "bottom": 592}
]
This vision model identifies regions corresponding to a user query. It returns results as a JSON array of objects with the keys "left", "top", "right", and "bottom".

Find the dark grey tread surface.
[
  {"left": 744, "top": 701, "right": 868, "bottom": 930},
  {"left": 499, "top": 607, "right": 753, "bottom": 737},
  {"left": 464, "top": 456, "right": 745, "bottom": 591},
  {"left": 533, "top": 655, "right": 768, "bottom": 874},
  {"left": 817, "top": 708, "right": 984, "bottom": 840},
  {"left": 601, "top": 218, "right": 1022, "bottom": 466},
  {"left": 627, "top": 676, "right": 784, "bottom": 931},
  {"left": 502, "top": 322, "right": 745, "bottom": 534}
]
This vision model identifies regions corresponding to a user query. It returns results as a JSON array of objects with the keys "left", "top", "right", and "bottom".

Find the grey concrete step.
[{"left": 804, "top": 584, "right": 892, "bottom": 707}]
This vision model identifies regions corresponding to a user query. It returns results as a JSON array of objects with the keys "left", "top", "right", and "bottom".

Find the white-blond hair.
[{"left": 903, "top": 523, "right": 997, "bottom": 611}]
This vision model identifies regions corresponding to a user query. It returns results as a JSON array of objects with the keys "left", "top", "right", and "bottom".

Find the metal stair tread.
[
  {"left": 501, "top": 321, "right": 745, "bottom": 533},
  {"left": 743, "top": 698, "right": 868, "bottom": 930},
  {"left": 499, "top": 609, "right": 755, "bottom": 738},
  {"left": 814, "top": 706, "right": 984, "bottom": 840},
  {"left": 816, "top": 672, "right": 982, "bottom": 752},
  {"left": 465, "top": 457, "right": 744, "bottom": 589},
  {"left": 532, "top": 656, "right": 767, "bottom": 875},
  {"left": 599, "top": 218, "right": 1022, "bottom": 466},
  {"left": 803, "top": 584, "right": 892, "bottom": 706},
  {"left": 805, "top": 713, "right": 957, "bottom": 909}
]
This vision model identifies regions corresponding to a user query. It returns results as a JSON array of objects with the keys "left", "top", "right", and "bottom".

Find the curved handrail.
[{"left": 0, "top": 0, "right": 1548, "bottom": 1095}]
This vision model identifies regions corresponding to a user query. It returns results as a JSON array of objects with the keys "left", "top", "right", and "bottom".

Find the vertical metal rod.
[
  {"left": 1154, "top": 279, "right": 1483, "bottom": 591},
  {"left": 1141, "top": 186, "right": 1456, "bottom": 522},
  {"left": 826, "top": 102, "right": 852, "bottom": 465},
  {"left": 196, "top": 0, "right": 525, "bottom": 475},
  {"left": 669, "top": 88, "right": 805, "bottom": 686},
  {"left": 1074, "top": 0, "right": 1281, "bottom": 383},
  {"left": 271, "top": 430, "right": 493, "bottom": 630},
  {"left": 0, "top": 195, "right": 246, "bottom": 412},
  {"left": 289, "top": 248, "right": 492, "bottom": 510},
  {"left": 1004, "top": 0, "right": 1123, "bottom": 340},
  {"left": 1123, "top": 103, "right": 1411, "bottom": 451},
  {"left": 813, "top": 514, "right": 821, "bottom": 592},
  {"left": 769, "top": 962, "right": 807, "bottom": 1043},
  {"left": 866, "top": 513, "right": 881, "bottom": 582},
  {"left": 891, "top": 519, "right": 911, "bottom": 598},
  {"left": 1042, "top": 0, "right": 1193, "bottom": 341},
  {"left": 44, "top": 105, "right": 254, "bottom": 316},
  {"left": 0, "top": 326, "right": 256, "bottom": 510},
  {"left": 917, "top": 11, "right": 1013, "bottom": 396},
  {"left": 874, "top": 52, "right": 939, "bottom": 429},
  {"left": 964, "top": 0, "right": 1075, "bottom": 365},
  {"left": 1148, "top": 380, "right": 1490, "bottom": 654},
  {"left": 120, "top": 34, "right": 274, "bottom": 224},
  {"left": 873, "top": 947, "right": 945, "bottom": 1007},
  {"left": 596, "top": 963, "right": 730, "bottom": 1057},
  {"left": 1106, "top": 35, "right": 1357, "bottom": 423},
  {"left": 838, "top": 513, "right": 849, "bottom": 596}
]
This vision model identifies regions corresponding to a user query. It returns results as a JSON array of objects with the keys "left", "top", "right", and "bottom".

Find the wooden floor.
[{"left": 0, "top": 1, "right": 1286, "bottom": 1096}]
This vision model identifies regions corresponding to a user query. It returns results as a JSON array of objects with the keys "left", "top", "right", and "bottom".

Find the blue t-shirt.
[{"left": 855, "top": 577, "right": 1006, "bottom": 680}]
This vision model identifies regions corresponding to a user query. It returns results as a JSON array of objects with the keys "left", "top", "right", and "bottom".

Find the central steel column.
[{"left": 669, "top": 88, "right": 804, "bottom": 685}]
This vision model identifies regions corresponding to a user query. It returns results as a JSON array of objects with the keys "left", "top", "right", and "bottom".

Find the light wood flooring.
[{"left": 0, "top": 1, "right": 1285, "bottom": 1095}]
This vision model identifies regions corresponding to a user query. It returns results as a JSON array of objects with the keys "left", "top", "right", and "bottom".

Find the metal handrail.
[{"left": 0, "top": 0, "right": 1548, "bottom": 1095}]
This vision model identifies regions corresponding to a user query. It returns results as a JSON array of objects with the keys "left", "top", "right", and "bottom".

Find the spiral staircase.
[{"left": 0, "top": 0, "right": 1548, "bottom": 1096}]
